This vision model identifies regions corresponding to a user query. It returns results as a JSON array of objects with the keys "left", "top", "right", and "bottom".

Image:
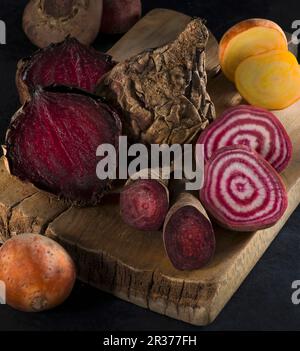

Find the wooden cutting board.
[{"left": 1, "top": 9, "right": 300, "bottom": 326}]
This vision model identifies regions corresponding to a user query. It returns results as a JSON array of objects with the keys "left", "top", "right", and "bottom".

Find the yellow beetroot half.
[
  {"left": 219, "top": 19, "right": 288, "bottom": 81},
  {"left": 235, "top": 50, "right": 300, "bottom": 110}
]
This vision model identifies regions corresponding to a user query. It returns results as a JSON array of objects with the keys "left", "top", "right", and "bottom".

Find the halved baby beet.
[
  {"left": 16, "top": 37, "right": 115, "bottom": 104},
  {"left": 200, "top": 145, "right": 288, "bottom": 231},
  {"left": 5, "top": 88, "right": 122, "bottom": 206},
  {"left": 120, "top": 179, "right": 169, "bottom": 231},
  {"left": 196, "top": 105, "right": 292, "bottom": 173},
  {"left": 163, "top": 193, "right": 215, "bottom": 271}
]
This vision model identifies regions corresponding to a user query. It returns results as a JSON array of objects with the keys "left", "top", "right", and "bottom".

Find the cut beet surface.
[
  {"left": 16, "top": 37, "right": 115, "bottom": 104},
  {"left": 120, "top": 179, "right": 169, "bottom": 231},
  {"left": 5, "top": 89, "right": 122, "bottom": 206},
  {"left": 200, "top": 145, "right": 288, "bottom": 231},
  {"left": 163, "top": 193, "right": 215, "bottom": 271},
  {"left": 196, "top": 105, "right": 292, "bottom": 173}
]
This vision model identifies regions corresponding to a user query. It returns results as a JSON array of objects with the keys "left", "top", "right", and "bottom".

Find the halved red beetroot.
[
  {"left": 163, "top": 193, "right": 215, "bottom": 271},
  {"left": 196, "top": 105, "right": 292, "bottom": 173},
  {"left": 5, "top": 88, "right": 122, "bottom": 206},
  {"left": 16, "top": 37, "right": 115, "bottom": 104},
  {"left": 200, "top": 145, "right": 288, "bottom": 231}
]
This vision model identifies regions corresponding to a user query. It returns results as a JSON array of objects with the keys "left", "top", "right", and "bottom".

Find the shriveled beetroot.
[
  {"left": 120, "top": 179, "right": 169, "bottom": 231},
  {"left": 196, "top": 105, "right": 292, "bottom": 173},
  {"left": 16, "top": 37, "right": 115, "bottom": 104},
  {"left": 5, "top": 89, "right": 122, "bottom": 205},
  {"left": 200, "top": 145, "right": 288, "bottom": 231},
  {"left": 163, "top": 193, "right": 215, "bottom": 271}
]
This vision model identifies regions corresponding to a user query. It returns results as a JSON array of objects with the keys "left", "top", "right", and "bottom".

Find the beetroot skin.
[
  {"left": 120, "top": 179, "right": 169, "bottom": 231},
  {"left": 200, "top": 145, "right": 288, "bottom": 231},
  {"left": 16, "top": 37, "right": 115, "bottom": 104},
  {"left": 5, "top": 89, "right": 122, "bottom": 205},
  {"left": 196, "top": 105, "right": 292, "bottom": 173},
  {"left": 163, "top": 193, "right": 215, "bottom": 271}
]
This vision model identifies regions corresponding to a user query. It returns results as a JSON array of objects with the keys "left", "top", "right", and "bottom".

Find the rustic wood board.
[{"left": 0, "top": 9, "right": 300, "bottom": 326}]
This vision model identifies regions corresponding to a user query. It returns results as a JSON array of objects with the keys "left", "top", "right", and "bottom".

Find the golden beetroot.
[
  {"left": 235, "top": 50, "right": 300, "bottom": 110},
  {"left": 0, "top": 234, "right": 76, "bottom": 312},
  {"left": 219, "top": 19, "right": 288, "bottom": 81}
]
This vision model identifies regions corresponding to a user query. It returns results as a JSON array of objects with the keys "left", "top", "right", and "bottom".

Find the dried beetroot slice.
[
  {"left": 16, "top": 37, "right": 115, "bottom": 104},
  {"left": 196, "top": 105, "right": 292, "bottom": 173},
  {"left": 163, "top": 193, "right": 215, "bottom": 270},
  {"left": 5, "top": 89, "right": 122, "bottom": 206},
  {"left": 120, "top": 179, "right": 169, "bottom": 231},
  {"left": 200, "top": 145, "right": 288, "bottom": 231}
]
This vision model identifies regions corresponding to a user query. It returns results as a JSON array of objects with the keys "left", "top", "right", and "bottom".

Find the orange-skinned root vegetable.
[
  {"left": 196, "top": 105, "right": 292, "bottom": 173},
  {"left": 219, "top": 18, "right": 287, "bottom": 81},
  {"left": 200, "top": 145, "right": 288, "bottom": 232},
  {"left": 16, "top": 37, "right": 115, "bottom": 104},
  {"left": 23, "top": 0, "right": 103, "bottom": 48},
  {"left": 5, "top": 88, "right": 122, "bottom": 206},
  {"left": 101, "top": 0, "right": 142, "bottom": 34},
  {"left": 0, "top": 234, "right": 76, "bottom": 312},
  {"left": 163, "top": 193, "right": 215, "bottom": 271},
  {"left": 120, "top": 169, "right": 169, "bottom": 231},
  {"left": 235, "top": 50, "right": 300, "bottom": 110}
]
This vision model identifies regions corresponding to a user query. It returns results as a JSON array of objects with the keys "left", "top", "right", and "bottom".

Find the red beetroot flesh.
[
  {"left": 120, "top": 179, "right": 169, "bottom": 231},
  {"left": 200, "top": 145, "right": 288, "bottom": 231},
  {"left": 19, "top": 38, "right": 115, "bottom": 101},
  {"left": 196, "top": 105, "right": 292, "bottom": 173},
  {"left": 163, "top": 205, "right": 215, "bottom": 270},
  {"left": 5, "top": 90, "right": 122, "bottom": 205}
]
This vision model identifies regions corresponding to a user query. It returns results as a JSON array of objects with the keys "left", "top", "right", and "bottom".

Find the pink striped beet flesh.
[
  {"left": 200, "top": 145, "right": 288, "bottom": 231},
  {"left": 163, "top": 205, "right": 215, "bottom": 270},
  {"left": 196, "top": 105, "right": 292, "bottom": 173},
  {"left": 20, "top": 37, "right": 115, "bottom": 97},
  {"left": 5, "top": 90, "right": 122, "bottom": 205},
  {"left": 120, "top": 180, "right": 169, "bottom": 231}
]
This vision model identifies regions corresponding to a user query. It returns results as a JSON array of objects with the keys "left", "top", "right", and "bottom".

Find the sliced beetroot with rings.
[
  {"left": 16, "top": 37, "right": 115, "bottom": 104},
  {"left": 5, "top": 88, "right": 122, "bottom": 206},
  {"left": 196, "top": 105, "right": 292, "bottom": 173},
  {"left": 199, "top": 145, "right": 288, "bottom": 231}
]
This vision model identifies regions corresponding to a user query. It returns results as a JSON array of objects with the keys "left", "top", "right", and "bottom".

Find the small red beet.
[
  {"left": 100, "top": 0, "right": 142, "bottom": 34},
  {"left": 16, "top": 37, "right": 115, "bottom": 104},
  {"left": 196, "top": 105, "right": 292, "bottom": 173},
  {"left": 5, "top": 88, "right": 122, "bottom": 205},
  {"left": 163, "top": 193, "right": 215, "bottom": 271}
]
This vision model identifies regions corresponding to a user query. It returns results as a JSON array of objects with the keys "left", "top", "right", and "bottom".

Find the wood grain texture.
[{"left": 0, "top": 9, "right": 299, "bottom": 325}]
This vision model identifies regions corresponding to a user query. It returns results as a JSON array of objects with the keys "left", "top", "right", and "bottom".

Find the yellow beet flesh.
[
  {"left": 235, "top": 50, "right": 300, "bottom": 110},
  {"left": 220, "top": 19, "right": 288, "bottom": 81}
]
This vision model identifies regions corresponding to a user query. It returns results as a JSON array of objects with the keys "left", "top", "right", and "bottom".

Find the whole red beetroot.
[
  {"left": 5, "top": 88, "right": 122, "bottom": 206},
  {"left": 100, "top": 0, "right": 142, "bottom": 34}
]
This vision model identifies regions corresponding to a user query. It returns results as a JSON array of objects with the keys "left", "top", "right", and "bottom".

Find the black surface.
[{"left": 0, "top": 0, "right": 300, "bottom": 331}]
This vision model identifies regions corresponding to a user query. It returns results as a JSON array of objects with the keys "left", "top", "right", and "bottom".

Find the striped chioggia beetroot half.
[
  {"left": 196, "top": 105, "right": 292, "bottom": 173},
  {"left": 163, "top": 193, "right": 215, "bottom": 270},
  {"left": 5, "top": 88, "right": 122, "bottom": 206},
  {"left": 199, "top": 145, "right": 288, "bottom": 232},
  {"left": 16, "top": 37, "right": 115, "bottom": 104}
]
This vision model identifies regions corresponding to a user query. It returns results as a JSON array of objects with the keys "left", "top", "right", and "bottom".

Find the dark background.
[{"left": 0, "top": 0, "right": 300, "bottom": 331}]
